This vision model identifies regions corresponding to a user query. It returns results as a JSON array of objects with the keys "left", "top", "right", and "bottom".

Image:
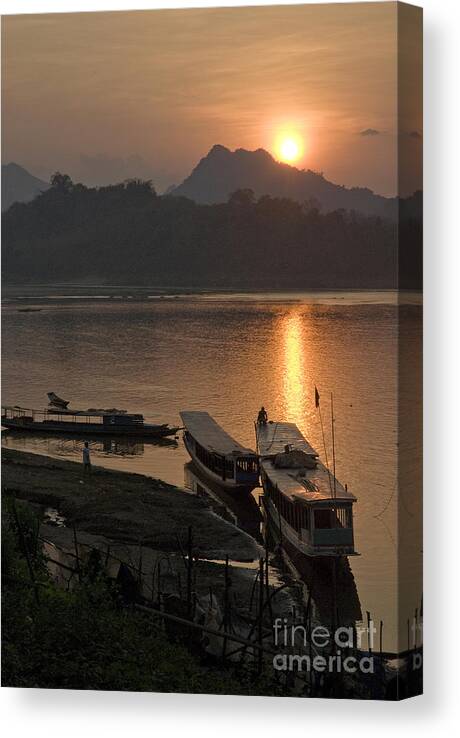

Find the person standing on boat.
[
  {"left": 82, "top": 442, "right": 92, "bottom": 475},
  {"left": 257, "top": 406, "right": 268, "bottom": 425}
]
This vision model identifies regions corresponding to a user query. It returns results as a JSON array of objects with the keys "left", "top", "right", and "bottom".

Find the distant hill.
[
  {"left": 2, "top": 176, "right": 422, "bottom": 290},
  {"left": 1, "top": 163, "right": 49, "bottom": 211},
  {"left": 171, "top": 145, "right": 397, "bottom": 219}
]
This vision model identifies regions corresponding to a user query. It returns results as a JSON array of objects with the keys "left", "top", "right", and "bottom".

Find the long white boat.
[
  {"left": 180, "top": 411, "right": 259, "bottom": 491},
  {"left": 1, "top": 405, "right": 179, "bottom": 439},
  {"left": 257, "top": 421, "right": 357, "bottom": 558}
]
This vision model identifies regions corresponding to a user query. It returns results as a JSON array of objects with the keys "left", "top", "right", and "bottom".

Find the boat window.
[
  {"left": 336, "top": 506, "right": 352, "bottom": 528},
  {"left": 236, "top": 457, "right": 258, "bottom": 474},
  {"left": 194, "top": 440, "right": 234, "bottom": 479},
  {"left": 314, "top": 508, "right": 334, "bottom": 529},
  {"left": 314, "top": 507, "right": 352, "bottom": 529}
]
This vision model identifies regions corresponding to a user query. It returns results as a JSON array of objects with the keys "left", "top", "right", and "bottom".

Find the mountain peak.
[
  {"left": 1, "top": 162, "right": 49, "bottom": 211},
  {"left": 235, "top": 146, "right": 274, "bottom": 160},
  {"left": 171, "top": 146, "right": 394, "bottom": 218},
  {"left": 207, "top": 144, "right": 231, "bottom": 158},
  {"left": 206, "top": 145, "right": 275, "bottom": 164},
  {"left": 3, "top": 161, "right": 31, "bottom": 175}
]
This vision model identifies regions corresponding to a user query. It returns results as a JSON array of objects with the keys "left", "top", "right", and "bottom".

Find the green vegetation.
[
  {"left": 1, "top": 498, "right": 282, "bottom": 694},
  {"left": 2, "top": 173, "right": 422, "bottom": 289}
]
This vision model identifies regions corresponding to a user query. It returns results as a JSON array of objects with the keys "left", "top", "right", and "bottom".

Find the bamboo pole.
[
  {"left": 257, "top": 557, "right": 264, "bottom": 673},
  {"left": 331, "top": 392, "right": 337, "bottom": 498},
  {"left": 367, "top": 610, "right": 372, "bottom": 654},
  {"left": 316, "top": 389, "right": 333, "bottom": 497},
  {"left": 134, "top": 603, "right": 280, "bottom": 657},
  {"left": 222, "top": 555, "right": 230, "bottom": 660},
  {"left": 186, "top": 526, "right": 193, "bottom": 619},
  {"left": 265, "top": 538, "right": 273, "bottom": 622}
]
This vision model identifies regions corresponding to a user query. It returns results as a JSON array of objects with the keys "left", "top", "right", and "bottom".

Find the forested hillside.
[{"left": 2, "top": 174, "right": 422, "bottom": 289}]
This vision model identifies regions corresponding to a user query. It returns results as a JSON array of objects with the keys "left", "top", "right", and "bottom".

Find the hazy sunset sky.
[{"left": 2, "top": 3, "right": 422, "bottom": 196}]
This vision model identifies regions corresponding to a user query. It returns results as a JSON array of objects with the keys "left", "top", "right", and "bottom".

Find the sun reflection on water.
[{"left": 282, "top": 310, "right": 309, "bottom": 432}]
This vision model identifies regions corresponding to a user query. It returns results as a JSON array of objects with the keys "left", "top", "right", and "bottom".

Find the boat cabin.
[
  {"left": 2, "top": 405, "right": 143, "bottom": 427},
  {"left": 257, "top": 422, "right": 357, "bottom": 557}
]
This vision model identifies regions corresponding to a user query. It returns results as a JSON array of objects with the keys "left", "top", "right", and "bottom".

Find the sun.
[
  {"left": 276, "top": 133, "right": 304, "bottom": 164},
  {"left": 280, "top": 138, "right": 299, "bottom": 162}
]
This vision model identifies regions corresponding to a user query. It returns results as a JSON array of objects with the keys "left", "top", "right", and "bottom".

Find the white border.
[{"left": 1, "top": 0, "right": 459, "bottom": 732}]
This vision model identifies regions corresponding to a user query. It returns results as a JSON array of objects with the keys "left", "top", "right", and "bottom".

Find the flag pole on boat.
[
  {"left": 331, "top": 392, "right": 337, "bottom": 498},
  {"left": 315, "top": 386, "right": 333, "bottom": 497}
]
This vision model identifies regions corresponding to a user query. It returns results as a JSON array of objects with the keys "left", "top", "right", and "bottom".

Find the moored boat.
[
  {"left": 184, "top": 461, "right": 262, "bottom": 540},
  {"left": 1, "top": 404, "right": 179, "bottom": 439},
  {"left": 180, "top": 411, "right": 259, "bottom": 491},
  {"left": 257, "top": 421, "right": 357, "bottom": 558}
]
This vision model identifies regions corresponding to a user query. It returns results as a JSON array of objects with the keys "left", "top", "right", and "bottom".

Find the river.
[{"left": 1, "top": 289, "right": 422, "bottom": 653}]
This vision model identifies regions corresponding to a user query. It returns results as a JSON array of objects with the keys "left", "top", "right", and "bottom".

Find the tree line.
[{"left": 2, "top": 174, "right": 422, "bottom": 289}]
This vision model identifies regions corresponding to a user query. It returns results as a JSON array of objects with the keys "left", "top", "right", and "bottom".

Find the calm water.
[{"left": 1, "top": 291, "right": 422, "bottom": 652}]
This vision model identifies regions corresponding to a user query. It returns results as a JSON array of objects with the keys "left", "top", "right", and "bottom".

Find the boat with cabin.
[
  {"left": 1, "top": 404, "right": 179, "bottom": 439},
  {"left": 180, "top": 411, "right": 259, "bottom": 491},
  {"left": 257, "top": 421, "right": 357, "bottom": 558}
]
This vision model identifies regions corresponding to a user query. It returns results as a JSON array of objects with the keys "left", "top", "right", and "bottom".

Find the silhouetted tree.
[
  {"left": 303, "top": 196, "right": 322, "bottom": 214},
  {"left": 228, "top": 188, "right": 255, "bottom": 207},
  {"left": 50, "top": 172, "right": 74, "bottom": 193},
  {"left": 124, "top": 178, "right": 156, "bottom": 196},
  {"left": 2, "top": 180, "right": 420, "bottom": 289}
]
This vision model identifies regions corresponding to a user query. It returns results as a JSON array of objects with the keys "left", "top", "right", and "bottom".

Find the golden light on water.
[{"left": 282, "top": 311, "right": 307, "bottom": 429}]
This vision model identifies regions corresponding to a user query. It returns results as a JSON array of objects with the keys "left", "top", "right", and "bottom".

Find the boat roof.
[
  {"left": 180, "top": 411, "right": 256, "bottom": 457},
  {"left": 257, "top": 421, "right": 356, "bottom": 505},
  {"left": 2, "top": 405, "right": 134, "bottom": 418},
  {"left": 47, "top": 408, "right": 131, "bottom": 417}
]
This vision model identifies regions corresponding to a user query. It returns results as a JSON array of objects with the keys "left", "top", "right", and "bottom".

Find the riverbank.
[
  {"left": 2, "top": 448, "right": 299, "bottom": 692},
  {"left": 2, "top": 497, "right": 283, "bottom": 694},
  {"left": 2, "top": 449, "right": 262, "bottom": 561}
]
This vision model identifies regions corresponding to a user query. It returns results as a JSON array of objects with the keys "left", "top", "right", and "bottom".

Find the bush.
[{"left": 1, "top": 500, "right": 281, "bottom": 694}]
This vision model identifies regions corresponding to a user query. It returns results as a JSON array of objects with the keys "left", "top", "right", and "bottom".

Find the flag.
[{"left": 315, "top": 386, "right": 320, "bottom": 408}]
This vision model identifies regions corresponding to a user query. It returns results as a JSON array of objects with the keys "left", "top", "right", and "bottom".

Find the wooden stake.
[
  {"left": 265, "top": 541, "right": 273, "bottom": 622},
  {"left": 222, "top": 555, "right": 230, "bottom": 660},
  {"left": 186, "top": 526, "right": 193, "bottom": 619},
  {"left": 257, "top": 557, "right": 264, "bottom": 673}
]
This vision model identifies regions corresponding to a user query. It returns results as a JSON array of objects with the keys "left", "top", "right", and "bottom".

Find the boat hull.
[
  {"left": 1, "top": 418, "right": 179, "bottom": 439},
  {"left": 183, "top": 432, "right": 257, "bottom": 492}
]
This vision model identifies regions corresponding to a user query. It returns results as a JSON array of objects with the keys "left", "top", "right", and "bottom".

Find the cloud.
[{"left": 359, "top": 128, "right": 380, "bottom": 137}]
